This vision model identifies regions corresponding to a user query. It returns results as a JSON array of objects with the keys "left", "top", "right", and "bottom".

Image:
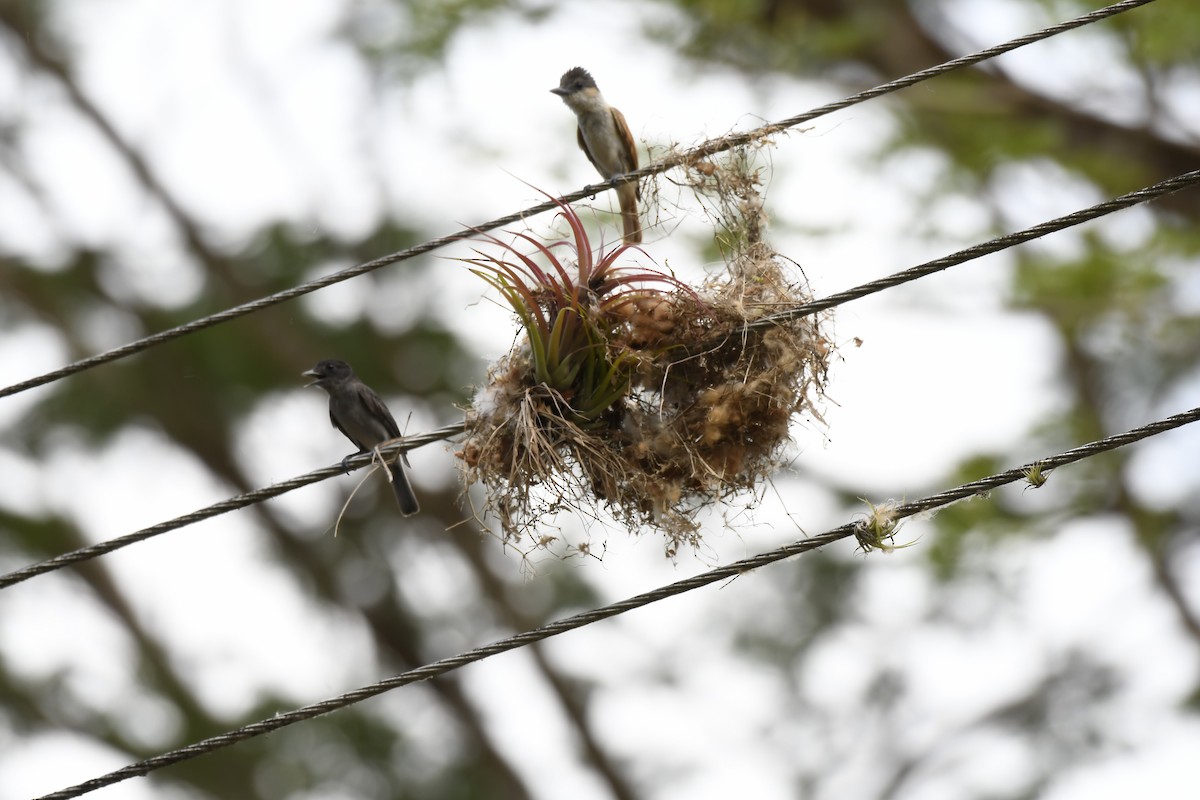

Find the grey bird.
[
  {"left": 551, "top": 66, "right": 642, "bottom": 244},
  {"left": 303, "top": 359, "right": 419, "bottom": 516}
]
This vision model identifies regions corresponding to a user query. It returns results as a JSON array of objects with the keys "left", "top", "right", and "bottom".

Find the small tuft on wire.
[
  {"left": 854, "top": 499, "right": 914, "bottom": 553},
  {"left": 1022, "top": 462, "right": 1051, "bottom": 489}
]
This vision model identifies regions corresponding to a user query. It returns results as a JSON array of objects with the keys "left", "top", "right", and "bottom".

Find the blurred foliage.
[
  {"left": 0, "top": 1, "right": 1198, "bottom": 799},
  {"left": 661, "top": 0, "right": 874, "bottom": 71},
  {"left": 346, "top": 0, "right": 548, "bottom": 77}
]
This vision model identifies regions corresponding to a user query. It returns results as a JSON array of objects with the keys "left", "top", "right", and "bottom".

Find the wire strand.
[
  {"left": 2, "top": 163, "right": 1193, "bottom": 592},
  {"left": 752, "top": 169, "right": 1200, "bottom": 327},
  {"left": 0, "top": 424, "right": 463, "bottom": 592},
  {"left": 0, "top": 0, "right": 1158, "bottom": 402},
  {"left": 33, "top": 402, "right": 1200, "bottom": 800}
]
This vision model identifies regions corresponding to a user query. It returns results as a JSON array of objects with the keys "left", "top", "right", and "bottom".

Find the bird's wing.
[
  {"left": 358, "top": 384, "right": 402, "bottom": 440},
  {"left": 576, "top": 125, "right": 600, "bottom": 172},
  {"left": 609, "top": 107, "right": 640, "bottom": 199}
]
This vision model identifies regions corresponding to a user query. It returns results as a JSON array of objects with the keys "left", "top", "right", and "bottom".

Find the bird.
[
  {"left": 551, "top": 66, "right": 642, "bottom": 244},
  {"left": 303, "top": 359, "right": 420, "bottom": 516}
]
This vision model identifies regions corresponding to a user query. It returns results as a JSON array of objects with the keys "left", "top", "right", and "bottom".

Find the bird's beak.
[
  {"left": 550, "top": 86, "right": 569, "bottom": 96},
  {"left": 301, "top": 368, "right": 319, "bottom": 386}
]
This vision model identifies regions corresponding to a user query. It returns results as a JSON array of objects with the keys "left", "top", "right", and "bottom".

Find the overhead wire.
[
  {"left": 0, "top": 0, "right": 1159, "bottom": 401},
  {"left": 753, "top": 169, "right": 1200, "bottom": 329},
  {"left": 1, "top": 161, "right": 1195, "bottom": 592},
  {"left": 1, "top": 0, "right": 1187, "bottom": 794},
  {"left": 32, "top": 402, "right": 1200, "bottom": 800},
  {"left": 0, "top": 423, "right": 464, "bottom": 591}
]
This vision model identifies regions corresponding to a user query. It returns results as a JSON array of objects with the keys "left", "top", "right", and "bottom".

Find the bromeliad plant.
[{"left": 463, "top": 196, "right": 686, "bottom": 426}]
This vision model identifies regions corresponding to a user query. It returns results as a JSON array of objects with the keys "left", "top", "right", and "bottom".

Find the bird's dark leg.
[{"left": 341, "top": 451, "right": 368, "bottom": 473}]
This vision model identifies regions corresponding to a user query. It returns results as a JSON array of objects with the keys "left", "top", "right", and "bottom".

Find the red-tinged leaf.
[
  {"left": 471, "top": 229, "right": 563, "bottom": 295},
  {"left": 518, "top": 182, "right": 594, "bottom": 285},
  {"left": 554, "top": 207, "right": 593, "bottom": 284},
  {"left": 470, "top": 267, "right": 550, "bottom": 337}
]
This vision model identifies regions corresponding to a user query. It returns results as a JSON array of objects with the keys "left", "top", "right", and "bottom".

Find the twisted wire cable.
[
  {"left": 3, "top": 165, "right": 1195, "bottom": 591},
  {"left": 34, "top": 402, "right": 1200, "bottom": 800},
  {"left": 0, "top": 424, "right": 463, "bottom": 591},
  {"left": 0, "top": 0, "right": 1158, "bottom": 401}
]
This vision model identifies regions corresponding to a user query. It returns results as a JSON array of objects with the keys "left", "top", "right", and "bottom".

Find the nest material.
[
  {"left": 458, "top": 144, "right": 832, "bottom": 556},
  {"left": 459, "top": 245, "right": 829, "bottom": 557}
]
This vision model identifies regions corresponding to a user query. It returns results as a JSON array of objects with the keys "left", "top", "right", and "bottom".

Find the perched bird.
[
  {"left": 303, "top": 359, "right": 419, "bottom": 516},
  {"left": 551, "top": 66, "right": 642, "bottom": 244}
]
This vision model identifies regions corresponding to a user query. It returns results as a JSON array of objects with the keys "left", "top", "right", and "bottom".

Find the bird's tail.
[
  {"left": 616, "top": 182, "right": 641, "bottom": 244},
  {"left": 386, "top": 460, "right": 420, "bottom": 517}
]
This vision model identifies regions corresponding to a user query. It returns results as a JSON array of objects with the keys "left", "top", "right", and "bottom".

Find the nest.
[{"left": 458, "top": 145, "right": 833, "bottom": 556}]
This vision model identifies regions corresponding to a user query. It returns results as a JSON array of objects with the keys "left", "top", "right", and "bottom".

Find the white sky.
[{"left": 0, "top": 1, "right": 1198, "bottom": 799}]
